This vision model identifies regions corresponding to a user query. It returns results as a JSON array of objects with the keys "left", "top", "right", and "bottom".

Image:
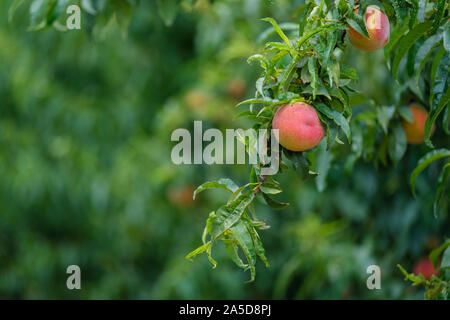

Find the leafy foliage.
[
  {"left": 187, "top": 0, "right": 449, "bottom": 284},
  {"left": 3, "top": 0, "right": 449, "bottom": 299}
]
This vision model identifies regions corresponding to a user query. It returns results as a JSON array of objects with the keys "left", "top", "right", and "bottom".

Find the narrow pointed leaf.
[
  {"left": 410, "top": 149, "right": 450, "bottom": 196},
  {"left": 392, "top": 21, "right": 433, "bottom": 80}
]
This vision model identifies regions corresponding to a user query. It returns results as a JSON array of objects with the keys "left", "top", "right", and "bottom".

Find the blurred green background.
[{"left": 0, "top": 0, "right": 448, "bottom": 299}]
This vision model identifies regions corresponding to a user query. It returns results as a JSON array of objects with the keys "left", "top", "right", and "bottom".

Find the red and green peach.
[
  {"left": 348, "top": 6, "right": 390, "bottom": 52},
  {"left": 272, "top": 102, "right": 324, "bottom": 152},
  {"left": 402, "top": 104, "right": 435, "bottom": 144}
]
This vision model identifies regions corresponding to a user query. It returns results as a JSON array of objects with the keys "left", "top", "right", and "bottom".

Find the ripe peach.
[
  {"left": 185, "top": 89, "right": 209, "bottom": 112},
  {"left": 401, "top": 104, "right": 434, "bottom": 144},
  {"left": 167, "top": 185, "right": 196, "bottom": 208},
  {"left": 348, "top": 6, "right": 390, "bottom": 52},
  {"left": 227, "top": 78, "right": 247, "bottom": 100},
  {"left": 413, "top": 257, "right": 439, "bottom": 280},
  {"left": 272, "top": 102, "right": 324, "bottom": 152}
]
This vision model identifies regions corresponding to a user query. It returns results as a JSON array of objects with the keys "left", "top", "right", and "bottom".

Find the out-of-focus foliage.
[{"left": 0, "top": 0, "right": 448, "bottom": 299}]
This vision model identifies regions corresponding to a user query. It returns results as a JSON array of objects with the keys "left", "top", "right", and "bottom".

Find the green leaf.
[
  {"left": 157, "top": 0, "right": 178, "bottom": 27},
  {"left": 113, "top": 0, "right": 133, "bottom": 35},
  {"left": 397, "top": 264, "right": 410, "bottom": 278},
  {"left": 336, "top": 0, "right": 350, "bottom": 16},
  {"left": 308, "top": 58, "right": 318, "bottom": 99},
  {"left": 262, "top": 193, "right": 289, "bottom": 210},
  {"left": 185, "top": 237, "right": 217, "bottom": 268},
  {"left": 323, "top": 30, "right": 338, "bottom": 65},
  {"left": 301, "top": 66, "right": 311, "bottom": 83},
  {"left": 314, "top": 140, "right": 333, "bottom": 192},
  {"left": 328, "top": 87, "right": 349, "bottom": 112},
  {"left": 262, "top": 17, "right": 292, "bottom": 48},
  {"left": 392, "top": 0, "right": 409, "bottom": 22},
  {"left": 430, "top": 46, "right": 446, "bottom": 91},
  {"left": 346, "top": 13, "right": 370, "bottom": 39},
  {"left": 417, "top": 0, "right": 426, "bottom": 23},
  {"left": 444, "top": 22, "right": 450, "bottom": 53},
  {"left": 247, "top": 54, "right": 270, "bottom": 71},
  {"left": 443, "top": 106, "right": 450, "bottom": 134},
  {"left": 340, "top": 65, "right": 358, "bottom": 80},
  {"left": 244, "top": 221, "right": 270, "bottom": 268},
  {"left": 211, "top": 192, "right": 255, "bottom": 240},
  {"left": 431, "top": 0, "right": 446, "bottom": 34},
  {"left": 265, "top": 42, "right": 293, "bottom": 56},
  {"left": 302, "top": 82, "right": 331, "bottom": 100},
  {"left": 397, "top": 264, "right": 426, "bottom": 284},
  {"left": 280, "top": 55, "right": 300, "bottom": 93},
  {"left": 255, "top": 77, "right": 265, "bottom": 97},
  {"left": 407, "top": 38, "right": 421, "bottom": 77},
  {"left": 202, "top": 211, "right": 216, "bottom": 244},
  {"left": 227, "top": 183, "right": 258, "bottom": 205},
  {"left": 392, "top": 21, "right": 433, "bottom": 80},
  {"left": 427, "top": 53, "right": 449, "bottom": 148},
  {"left": 234, "top": 110, "right": 262, "bottom": 121},
  {"left": 442, "top": 246, "right": 450, "bottom": 269},
  {"left": 398, "top": 106, "right": 414, "bottom": 123},
  {"left": 229, "top": 221, "right": 257, "bottom": 282},
  {"left": 296, "top": 24, "right": 345, "bottom": 49},
  {"left": 82, "top": 0, "right": 97, "bottom": 15},
  {"left": 28, "top": 0, "right": 51, "bottom": 31},
  {"left": 8, "top": 0, "right": 24, "bottom": 23},
  {"left": 388, "top": 123, "right": 407, "bottom": 164},
  {"left": 249, "top": 167, "right": 258, "bottom": 184},
  {"left": 377, "top": 106, "right": 396, "bottom": 134},
  {"left": 186, "top": 241, "right": 212, "bottom": 260},
  {"left": 413, "top": 33, "right": 443, "bottom": 92},
  {"left": 205, "top": 245, "right": 217, "bottom": 268},
  {"left": 284, "top": 149, "right": 317, "bottom": 180},
  {"left": 236, "top": 97, "right": 274, "bottom": 108},
  {"left": 329, "top": 60, "right": 340, "bottom": 87},
  {"left": 429, "top": 240, "right": 450, "bottom": 268},
  {"left": 193, "top": 178, "right": 239, "bottom": 199},
  {"left": 257, "top": 22, "right": 299, "bottom": 44},
  {"left": 406, "top": 0, "right": 419, "bottom": 29},
  {"left": 430, "top": 50, "right": 449, "bottom": 108},
  {"left": 315, "top": 103, "right": 351, "bottom": 143},
  {"left": 325, "top": 118, "right": 339, "bottom": 150},
  {"left": 410, "top": 149, "right": 450, "bottom": 196},
  {"left": 384, "top": 17, "right": 411, "bottom": 67},
  {"left": 260, "top": 181, "right": 282, "bottom": 194},
  {"left": 425, "top": 87, "right": 450, "bottom": 148},
  {"left": 434, "top": 163, "right": 450, "bottom": 217},
  {"left": 224, "top": 240, "right": 248, "bottom": 269}
]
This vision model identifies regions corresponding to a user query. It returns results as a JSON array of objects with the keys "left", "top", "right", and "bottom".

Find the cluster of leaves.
[
  {"left": 380, "top": 0, "right": 449, "bottom": 296},
  {"left": 187, "top": 0, "right": 381, "bottom": 281},
  {"left": 186, "top": 177, "right": 272, "bottom": 282},
  {"left": 187, "top": 0, "right": 449, "bottom": 283},
  {"left": 346, "top": 0, "right": 449, "bottom": 215},
  {"left": 398, "top": 239, "right": 450, "bottom": 300},
  {"left": 386, "top": 0, "right": 448, "bottom": 157}
]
